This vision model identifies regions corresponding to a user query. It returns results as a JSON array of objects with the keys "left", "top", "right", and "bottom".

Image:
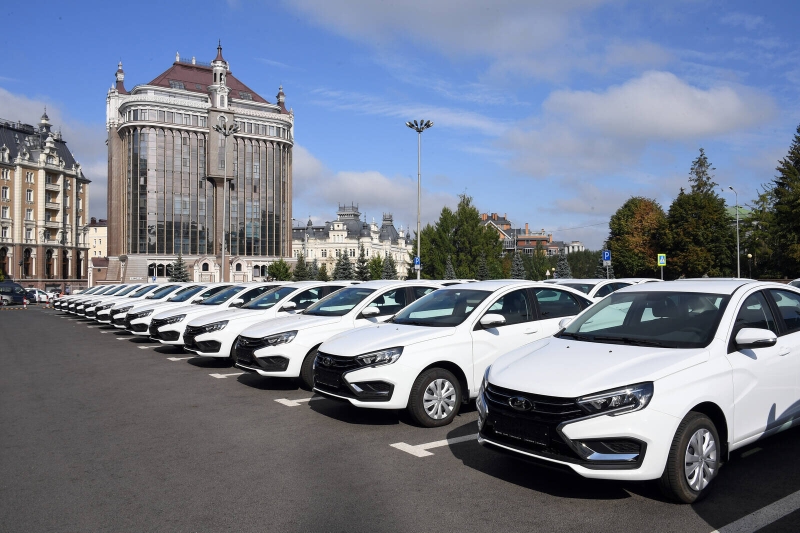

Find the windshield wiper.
[
  {"left": 395, "top": 320, "right": 431, "bottom": 327},
  {"left": 592, "top": 336, "right": 668, "bottom": 347},
  {"left": 558, "top": 332, "right": 594, "bottom": 342}
]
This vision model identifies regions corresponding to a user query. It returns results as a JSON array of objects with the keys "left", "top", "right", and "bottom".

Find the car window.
[
  {"left": 145, "top": 285, "right": 180, "bottom": 299},
  {"left": 304, "top": 287, "right": 376, "bottom": 316},
  {"left": 595, "top": 284, "right": 614, "bottom": 297},
  {"left": 243, "top": 286, "right": 296, "bottom": 310},
  {"left": 365, "top": 288, "right": 407, "bottom": 317},
  {"left": 238, "top": 286, "right": 274, "bottom": 304},
  {"left": 534, "top": 288, "right": 583, "bottom": 319},
  {"left": 290, "top": 287, "right": 325, "bottom": 310},
  {"left": 790, "top": 281, "right": 800, "bottom": 288},
  {"left": 413, "top": 286, "right": 437, "bottom": 300},
  {"left": 393, "top": 289, "right": 491, "bottom": 327},
  {"left": 129, "top": 285, "right": 157, "bottom": 298},
  {"left": 167, "top": 285, "right": 206, "bottom": 302},
  {"left": 483, "top": 288, "right": 532, "bottom": 326},
  {"left": 560, "top": 283, "right": 595, "bottom": 295},
  {"left": 768, "top": 289, "right": 800, "bottom": 334},
  {"left": 731, "top": 292, "right": 777, "bottom": 348},
  {"left": 200, "top": 285, "right": 246, "bottom": 305},
  {"left": 612, "top": 282, "right": 632, "bottom": 291}
]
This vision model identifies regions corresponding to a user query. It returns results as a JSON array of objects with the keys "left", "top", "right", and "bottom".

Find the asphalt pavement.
[{"left": 1, "top": 306, "right": 799, "bottom": 532}]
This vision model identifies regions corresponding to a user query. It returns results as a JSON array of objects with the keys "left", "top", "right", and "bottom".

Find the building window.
[
  {"left": 26, "top": 172, "right": 34, "bottom": 182},
  {"left": 169, "top": 80, "right": 185, "bottom": 90},
  {"left": 1, "top": 186, "right": 8, "bottom": 200},
  {"left": 349, "top": 249, "right": 355, "bottom": 258},
  {"left": 239, "top": 92, "right": 252, "bottom": 100},
  {"left": 25, "top": 208, "right": 32, "bottom": 220},
  {"left": 25, "top": 228, "right": 32, "bottom": 240},
  {"left": 1, "top": 206, "right": 7, "bottom": 218},
  {"left": 1, "top": 227, "right": 7, "bottom": 239},
  {"left": 77, "top": 198, "right": 82, "bottom": 211},
  {"left": 44, "top": 230, "right": 50, "bottom": 240},
  {"left": 321, "top": 250, "right": 327, "bottom": 258},
  {"left": 235, "top": 263, "right": 242, "bottom": 272},
  {"left": 26, "top": 189, "right": 33, "bottom": 202},
  {"left": 199, "top": 117, "right": 207, "bottom": 127},
  {"left": 202, "top": 263, "right": 209, "bottom": 272},
  {"left": 0, "top": 169, "right": 8, "bottom": 180},
  {"left": 78, "top": 183, "right": 83, "bottom": 193}
]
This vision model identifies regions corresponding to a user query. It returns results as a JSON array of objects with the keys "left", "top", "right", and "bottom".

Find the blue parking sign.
[
  {"left": 602, "top": 250, "right": 611, "bottom": 262},
  {"left": 414, "top": 256, "right": 420, "bottom": 266}
]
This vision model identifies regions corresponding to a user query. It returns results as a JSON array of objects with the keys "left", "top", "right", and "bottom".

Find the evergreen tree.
[
  {"left": 292, "top": 252, "right": 309, "bottom": 281},
  {"left": 333, "top": 253, "right": 354, "bottom": 280},
  {"left": 594, "top": 255, "right": 615, "bottom": 279},
  {"left": 607, "top": 197, "right": 666, "bottom": 277},
  {"left": 368, "top": 254, "right": 384, "bottom": 280},
  {"left": 168, "top": 252, "right": 190, "bottom": 282},
  {"left": 309, "top": 258, "right": 320, "bottom": 280},
  {"left": 355, "top": 244, "right": 371, "bottom": 281},
  {"left": 522, "top": 243, "right": 550, "bottom": 280},
  {"left": 555, "top": 253, "right": 572, "bottom": 279},
  {"left": 475, "top": 253, "right": 490, "bottom": 280},
  {"left": 444, "top": 256, "right": 456, "bottom": 280},
  {"left": 510, "top": 252, "right": 526, "bottom": 279},
  {"left": 317, "top": 262, "right": 330, "bottom": 281},
  {"left": 268, "top": 258, "right": 292, "bottom": 281},
  {"left": 567, "top": 250, "right": 602, "bottom": 278},
  {"left": 381, "top": 254, "right": 398, "bottom": 280},
  {"left": 771, "top": 124, "right": 800, "bottom": 273}
]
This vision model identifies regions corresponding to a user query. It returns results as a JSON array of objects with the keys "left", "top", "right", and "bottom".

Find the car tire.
[
  {"left": 227, "top": 344, "right": 237, "bottom": 367},
  {"left": 299, "top": 347, "right": 318, "bottom": 391},
  {"left": 407, "top": 368, "right": 462, "bottom": 428},
  {"left": 659, "top": 412, "right": 720, "bottom": 503}
]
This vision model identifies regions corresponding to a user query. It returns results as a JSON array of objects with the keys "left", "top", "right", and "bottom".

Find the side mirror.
[
  {"left": 229, "top": 298, "right": 245, "bottom": 308},
  {"left": 559, "top": 317, "right": 572, "bottom": 329},
  {"left": 735, "top": 328, "right": 777, "bottom": 350},
  {"left": 361, "top": 306, "right": 380, "bottom": 318},
  {"left": 281, "top": 301, "right": 297, "bottom": 311},
  {"left": 480, "top": 313, "right": 506, "bottom": 329}
]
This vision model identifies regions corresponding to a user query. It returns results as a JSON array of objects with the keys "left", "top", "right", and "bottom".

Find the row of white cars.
[{"left": 55, "top": 276, "right": 800, "bottom": 504}]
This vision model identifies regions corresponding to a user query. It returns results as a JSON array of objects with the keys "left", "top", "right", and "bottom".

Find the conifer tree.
[
  {"left": 444, "top": 256, "right": 456, "bottom": 280},
  {"left": 267, "top": 258, "right": 292, "bottom": 281},
  {"left": 368, "top": 254, "right": 384, "bottom": 280},
  {"left": 317, "top": 262, "right": 330, "bottom": 281},
  {"left": 292, "top": 252, "right": 309, "bottom": 281},
  {"left": 168, "top": 252, "right": 191, "bottom": 282},
  {"left": 333, "top": 253, "right": 354, "bottom": 280},
  {"left": 555, "top": 253, "right": 572, "bottom": 279},
  {"left": 381, "top": 254, "right": 398, "bottom": 280},
  {"left": 772, "top": 124, "right": 800, "bottom": 272},
  {"left": 356, "top": 244, "right": 371, "bottom": 281},
  {"left": 510, "top": 252, "right": 526, "bottom": 279},
  {"left": 593, "top": 256, "right": 615, "bottom": 279},
  {"left": 475, "top": 253, "right": 490, "bottom": 280},
  {"left": 309, "top": 258, "right": 320, "bottom": 280}
]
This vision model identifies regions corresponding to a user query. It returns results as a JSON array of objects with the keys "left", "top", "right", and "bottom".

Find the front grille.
[
  {"left": 124, "top": 315, "right": 135, "bottom": 330},
  {"left": 481, "top": 383, "right": 585, "bottom": 461},
  {"left": 130, "top": 323, "right": 148, "bottom": 333},
  {"left": 234, "top": 336, "right": 266, "bottom": 367},
  {"left": 313, "top": 352, "right": 360, "bottom": 397},
  {"left": 149, "top": 318, "right": 180, "bottom": 341},
  {"left": 149, "top": 318, "right": 168, "bottom": 337},
  {"left": 112, "top": 315, "right": 126, "bottom": 326},
  {"left": 85, "top": 309, "right": 96, "bottom": 318},
  {"left": 183, "top": 325, "right": 204, "bottom": 351}
]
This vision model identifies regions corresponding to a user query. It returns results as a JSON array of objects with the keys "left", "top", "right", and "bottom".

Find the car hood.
[
  {"left": 152, "top": 304, "right": 221, "bottom": 320},
  {"left": 128, "top": 300, "right": 187, "bottom": 314},
  {"left": 321, "top": 324, "right": 456, "bottom": 356},
  {"left": 240, "top": 314, "right": 341, "bottom": 338},
  {"left": 188, "top": 308, "right": 278, "bottom": 327},
  {"left": 489, "top": 337, "right": 710, "bottom": 398}
]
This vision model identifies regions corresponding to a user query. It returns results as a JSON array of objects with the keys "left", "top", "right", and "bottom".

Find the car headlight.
[
  {"left": 97, "top": 303, "right": 114, "bottom": 311},
  {"left": 577, "top": 382, "right": 654, "bottom": 416},
  {"left": 479, "top": 366, "right": 490, "bottom": 396},
  {"left": 202, "top": 321, "right": 228, "bottom": 333},
  {"left": 115, "top": 306, "right": 133, "bottom": 314},
  {"left": 129, "top": 310, "right": 153, "bottom": 319},
  {"left": 162, "top": 314, "right": 186, "bottom": 325},
  {"left": 355, "top": 347, "right": 403, "bottom": 367},
  {"left": 260, "top": 331, "right": 297, "bottom": 346}
]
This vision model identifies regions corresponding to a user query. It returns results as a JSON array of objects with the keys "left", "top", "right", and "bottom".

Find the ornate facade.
[{"left": 104, "top": 44, "right": 293, "bottom": 283}]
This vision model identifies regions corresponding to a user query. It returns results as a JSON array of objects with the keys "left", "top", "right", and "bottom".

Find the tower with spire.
[{"left": 209, "top": 41, "right": 230, "bottom": 110}]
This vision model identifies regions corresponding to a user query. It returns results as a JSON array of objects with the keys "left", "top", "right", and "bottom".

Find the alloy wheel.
[
  {"left": 423, "top": 378, "right": 457, "bottom": 420},
  {"left": 684, "top": 428, "right": 717, "bottom": 491}
]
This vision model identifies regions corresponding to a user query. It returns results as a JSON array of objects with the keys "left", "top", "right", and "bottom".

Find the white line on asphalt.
[
  {"left": 116, "top": 337, "right": 130, "bottom": 340},
  {"left": 100, "top": 331, "right": 115, "bottom": 333},
  {"left": 209, "top": 372, "right": 245, "bottom": 379},
  {"left": 167, "top": 356, "right": 194, "bottom": 361},
  {"left": 740, "top": 447, "right": 762, "bottom": 458},
  {"left": 274, "top": 397, "right": 326, "bottom": 407},
  {"left": 138, "top": 346, "right": 156, "bottom": 350},
  {"left": 87, "top": 325, "right": 103, "bottom": 328},
  {"left": 712, "top": 488, "right": 800, "bottom": 533},
  {"left": 391, "top": 434, "right": 478, "bottom": 457}
]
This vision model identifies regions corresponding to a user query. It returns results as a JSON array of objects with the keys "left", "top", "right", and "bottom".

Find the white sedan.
[
  {"left": 124, "top": 284, "right": 231, "bottom": 335},
  {"left": 235, "top": 280, "right": 442, "bottom": 389},
  {"left": 313, "top": 281, "right": 594, "bottom": 427},
  {"left": 477, "top": 279, "right": 800, "bottom": 503},
  {"left": 554, "top": 278, "right": 660, "bottom": 302},
  {"left": 183, "top": 281, "right": 355, "bottom": 363}
]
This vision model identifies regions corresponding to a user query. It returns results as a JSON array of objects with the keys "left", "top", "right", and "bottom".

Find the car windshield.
[
  {"left": 558, "top": 291, "right": 731, "bottom": 348},
  {"left": 243, "top": 286, "right": 298, "bottom": 310},
  {"left": 167, "top": 285, "right": 205, "bottom": 302},
  {"left": 393, "top": 289, "right": 491, "bottom": 327},
  {"left": 304, "top": 287, "right": 376, "bottom": 316},
  {"left": 145, "top": 285, "right": 180, "bottom": 299},
  {"left": 112, "top": 285, "right": 140, "bottom": 296},
  {"left": 128, "top": 285, "right": 157, "bottom": 298},
  {"left": 200, "top": 285, "right": 245, "bottom": 305},
  {"left": 560, "top": 282, "right": 597, "bottom": 295},
  {"left": 791, "top": 280, "right": 800, "bottom": 288}
]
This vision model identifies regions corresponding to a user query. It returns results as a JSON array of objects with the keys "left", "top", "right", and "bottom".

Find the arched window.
[
  {"left": 23, "top": 248, "right": 31, "bottom": 277},
  {"left": 156, "top": 264, "right": 165, "bottom": 277},
  {"left": 45, "top": 249, "right": 53, "bottom": 279},
  {"left": 235, "top": 263, "right": 242, "bottom": 272},
  {"left": 260, "top": 265, "right": 267, "bottom": 277},
  {"left": 253, "top": 266, "right": 260, "bottom": 278},
  {"left": 0, "top": 247, "right": 7, "bottom": 277},
  {"left": 202, "top": 263, "right": 209, "bottom": 272},
  {"left": 166, "top": 264, "right": 173, "bottom": 278},
  {"left": 148, "top": 263, "right": 156, "bottom": 277}
]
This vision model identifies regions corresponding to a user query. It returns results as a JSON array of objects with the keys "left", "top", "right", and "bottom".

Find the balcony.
[
  {"left": 45, "top": 182, "right": 60, "bottom": 192},
  {"left": 24, "top": 238, "right": 36, "bottom": 244},
  {"left": 45, "top": 201, "right": 60, "bottom": 210},
  {"left": 0, "top": 236, "right": 10, "bottom": 243},
  {"left": 45, "top": 220, "right": 60, "bottom": 229}
]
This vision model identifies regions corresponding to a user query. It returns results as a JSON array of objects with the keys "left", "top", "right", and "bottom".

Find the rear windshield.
[
  {"left": 393, "top": 289, "right": 490, "bottom": 327},
  {"left": 243, "top": 286, "right": 298, "bottom": 310},
  {"left": 167, "top": 285, "right": 205, "bottom": 303},
  {"left": 304, "top": 287, "right": 376, "bottom": 317},
  {"left": 200, "top": 285, "right": 245, "bottom": 305}
]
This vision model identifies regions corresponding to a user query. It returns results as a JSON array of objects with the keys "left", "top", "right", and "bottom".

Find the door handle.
[
  {"left": 778, "top": 347, "right": 790, "bottom": 356},
  {"left": 524, "top": 328, "right": 538, "bottom": 335}
]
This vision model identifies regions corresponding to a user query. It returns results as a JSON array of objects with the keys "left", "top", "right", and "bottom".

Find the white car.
[
  {"left": 477, "top": 279, "right": 800, "bottom": 503},
  {"left": 94, "top": 284, "right": 171, "bottom": 323},
  {"left": 62, "top": 284, "right": 121, "bottom": 313},
  {"left": 124, "top": 284, "right": 231, "bottom": 335},
  {"left": 184, "top": 281, "right": 356, "bottom": 363},
  {"left": 313, "top": 281, "right": 594, "bottom": 427},
  {"left": 78, "top": 284, "right": 142, "bottom": 316},
  {"left": 149, "top": 282, "right": 285, "bottom": 346},
  {"left": 26, "top": 288, "right": 49, "bottom": 303},
  {"left": 554, "top": 278, "right": 659, "bottom": 302},
  {"left": 790, "top": 278, "right": 800, "bottom": 288},
  {"left": 235, "top": 280, "right": 443, "bottom": 389},
  {"left": 55, "top": 285, "right": 106, "bottom": 310},
  {"left": 104, "top": 283, "right": 189, "bottom": 327}
]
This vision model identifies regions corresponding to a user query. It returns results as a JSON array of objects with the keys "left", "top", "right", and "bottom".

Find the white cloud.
[
  {"left": 0, "top": 87, "right": 107, "bottom": 220},
  {"left": 721, "top": 12, "right": 765, "bottom": 31}
]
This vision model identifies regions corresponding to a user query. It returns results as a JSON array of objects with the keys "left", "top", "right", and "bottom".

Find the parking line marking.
[
  {"left": 274, "top": 397, "right": 325, "bottom": 407},
  {"left": 116, "top": 337, "right": 130, "bottom": 340},
  {"left": 391, "top": 434, "right": 478, "bottom": 457},
  {"left": 138, "top": 346, "right": 156, "bottom": 350},
  {"left": 712, "top": 488, "right": 800, "bottom": 533},
  {"left": 209, "top": 372, "right": 245, "bottom": 379},
  {"left": 167, "top": 356, "right": 194, "bottom": 361},
  {"left": 740, "top": 447, "right": 762, "bottom": 458}
]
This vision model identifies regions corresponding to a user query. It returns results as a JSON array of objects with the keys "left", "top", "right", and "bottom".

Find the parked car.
[
  {"left": 69, "top": 284, "right": 132, "bottom": 314},
  {"left": 82, "top": 284, "right": 145, "bottom": 318},
  {"left": 0, "top": 281, "right": 27, "bottom": 305},
  {"left": 56, "top": 285, "right": 108, "bottom": 311},
  {"left": 477, "top": 279, "right": 800, "bottom": 503},
  {"left": 99, "top": 284, "right": 186, "bottom": 325},
  {"left": 25, "top": 288, "right": 49, "bottom": 303},
  {"left": 184, "top": 281, "right": 355, "bottom": 363},
  {"left": 124, "top": 284, "right": 231, "bottom": 334},
  {"left": 790, "top": 278, "right": 800, "bottom": 288},
  {"left": 553, "top": 278, "right": 660, "bottom": 302},
  {"left": 235, "top": 280, "right": 443, "bottom": 389},
  {"left": 313, "top": 281, "right": 593, "bottom": 427}
]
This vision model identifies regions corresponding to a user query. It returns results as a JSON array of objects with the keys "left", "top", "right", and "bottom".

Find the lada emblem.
[
  {"left": 508, "top": 396, "right": 533, "bottom": 411},
  {"left": 322, "top": 357, "right": 333, "bottom": 366}
]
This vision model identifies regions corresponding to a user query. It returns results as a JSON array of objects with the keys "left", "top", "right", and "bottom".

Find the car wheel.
[
  {"left": 659, "top": 412, "right": 720, "bottom": 503},
  {"left": 299, "top": 347, "right": 318, "bottom": 391},
  {"left": 407, "top": 368, "right": 462, "bottom": 428},
  {"left": 227, "top": 344, "right": 237, "bottom": 367}
]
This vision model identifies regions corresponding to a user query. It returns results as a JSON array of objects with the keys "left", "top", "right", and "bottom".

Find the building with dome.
[
  {"left": 0, "top": 111, "right": 91, "bottom": 290},
  {"left": 292, "top": 204, "right": 412, "bottom": 279},
  {"left": 103, "top": 44, "right": 293, "bottom": 283}
]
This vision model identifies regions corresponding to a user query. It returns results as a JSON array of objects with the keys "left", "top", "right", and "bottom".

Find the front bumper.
[
  {"left": 311, "top": 352, "right": 414, "bottom": 408},
  {"left": 111, "top": 313, "right": 128, "bottom": 328},
  {"left": 232, "top": 338, "right": 309, "bottom": 378},
  {"left": 125, "top": 315, "right": 152, "bottom": 334},
  {"left": 149, "top": 320, "right": 183, "bottom": 344},
  {"left": 183, "top": 327, "right": 224, "bottom": 356}
]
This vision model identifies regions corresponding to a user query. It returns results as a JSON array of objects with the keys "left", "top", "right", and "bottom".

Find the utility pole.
[
  {"left": 215, "top": 116, "right": 239, "bottom": 283},
  {"left": 406, "top": 120, "right": 433, "bottom": 279}
]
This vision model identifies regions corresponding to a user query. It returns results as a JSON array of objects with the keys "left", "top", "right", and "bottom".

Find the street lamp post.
[
  {"left": 728, "top": 186, "right": 740, "bottom": 278},
  {"left": 406, "top": 119, "right": 433, "bottom": 280},
  {"left": 747, "top": 253, "right": 752, "bottom": 278},
  {"left": 215, "top": 116, "right": 239, "bottom": 283}
]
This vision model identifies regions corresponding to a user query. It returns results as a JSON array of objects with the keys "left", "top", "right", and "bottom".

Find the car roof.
[
  {"left": 444, "top": 280, "right": 558, "bottom": 291},
  {"left": 351, "top": 280, "right": 441, "bottom": 289},
  {"left": 613, "top": 278, "right": 794, "bottom": 295}
]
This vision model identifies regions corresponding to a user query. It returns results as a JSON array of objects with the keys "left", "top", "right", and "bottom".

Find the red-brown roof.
[{"left": 147, "top": 63, "right": 268, "bottom": 104}]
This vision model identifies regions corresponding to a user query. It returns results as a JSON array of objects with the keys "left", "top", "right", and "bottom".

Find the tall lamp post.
[
  {"left": 406, "top": 119, "right": 433, "bottom": 280},
  {"left": 215, "top": 116, "right": 239, "bottom": 282},
  {"left": 728, "top": 186, "right": 740, "bottom": 278}
]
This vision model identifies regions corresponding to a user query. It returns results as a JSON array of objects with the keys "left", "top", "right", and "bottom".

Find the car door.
[
  {"left": 470, "top": 288, "right": 537, "bottom": 386},
  {"left": 533, "top": 287, "right": 586, "bottom": 336},
  {"left": 355, "top": 287, "right": 408, "bottom": 326},
  {"left": 767, "top": 289, "right": 800, "bottom": 420},
  {"left": 724, "top": 290, "right": 795, "bottom": 443}
]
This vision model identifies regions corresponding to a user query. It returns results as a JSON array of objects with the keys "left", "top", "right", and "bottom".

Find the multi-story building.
[
  {"left": 480, "top": 212, "right": 584, "bottom": 256},
  {"left": 0, "top": 112, "right": 91, "bottom": 290},
  {"left": 105, "top": 44, "right": 293, "bottom": 283},
  {"left": 87, "top": 217, "right": 107, "bottom": 259},
  {"left": 292, "top": 204, "right": 412, "bottom": 279}
]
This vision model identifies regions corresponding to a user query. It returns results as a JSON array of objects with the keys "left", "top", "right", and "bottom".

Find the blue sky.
[{"left": 1, "top": 0, "right": 798, "bottom": 249}]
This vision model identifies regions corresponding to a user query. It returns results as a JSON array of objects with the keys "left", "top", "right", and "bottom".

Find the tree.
[
  {"left": 664, "top": 148, "right": 735, "bottom": 278},
  {"left": 168, "top": 252, "right": 190, "bottom": 282},
  {"left": 771, "top": 124, "right": 800, "bottom": 274},
  {"left": 355, "top": 244, "right": 371, "bottom": 281},
  {"left": 317, "top": 262, "right": 330, "bottom": 281},
  {"left": 268, "top": 258, "right": 292, "bottom": 281},
  {"left": 510, "top": 252, "right": 526, "bottom": 279},
  {"left": 594, "top": 255, "right": 615, "bottom": 279},
  {"left": 522, "top": 243, "right": 550, "bottom": 280},
  {"left": 475, "top": 253, "right": 489, "bottom": 280},
  {"left": 566, "top": 250, "right": 602, "bottom": 278},
  {"left": 607, "top": 197, "right": 666, "bottom": 277},
  {"left": 555, "top": 253, "right": 572, "bottom": 279},
  {"left": 333, "top": 252, "right": 354, "bottom": 280},
  {"left": 292, "top": 252, "right": 309, "bottom": 281},
  {"left": 381, "top": 254, "right": 398, "bottom": 280},
  {"left": 368, "top": 254, "right": 384, "bottom": 280},
  {"left": 309, "top": 258, "right": 320, "bottom": 281},
  {"left": 444, "top": 256, "right": 456, "bottom": 280}
]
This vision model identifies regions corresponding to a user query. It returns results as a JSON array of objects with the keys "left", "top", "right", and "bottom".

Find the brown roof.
[
  {"left": 147, "top": 63, "right": 268, "bottom": 104},
  {"left": 91, "top": 257, "right": 109, "bottom": 268}
]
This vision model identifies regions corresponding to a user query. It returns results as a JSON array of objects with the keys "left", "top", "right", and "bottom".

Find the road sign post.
[
  {"left": 658, "top": 254, "right": 666, "bottom": 280},
  {"left": 414, "top": 256, "right": 421, "bottom": 271},
  {"left": 602, "top": 250, "right": 611, "bottom": 279}
]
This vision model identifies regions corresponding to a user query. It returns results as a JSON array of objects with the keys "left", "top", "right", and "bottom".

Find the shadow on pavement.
[
  {"left": 187, "top": 357, "right": 231, "bottom": 368},
  {"left": 236, "top": 373, "right": 302, "bottom": 391},
  {"left": 309, "top": 397, "right": 404, "bottom": 426}
]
